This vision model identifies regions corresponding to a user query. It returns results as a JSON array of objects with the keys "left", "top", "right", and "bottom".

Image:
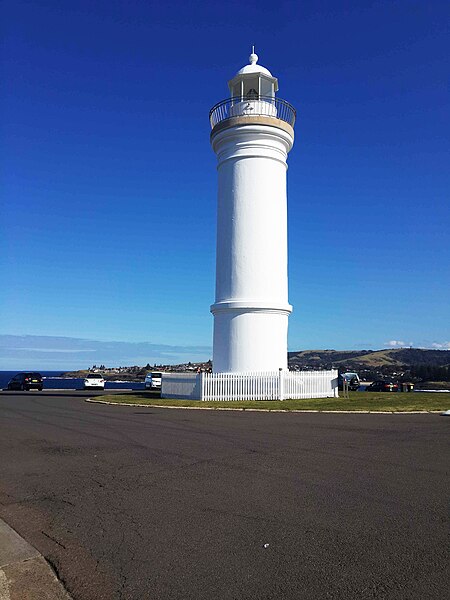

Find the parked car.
[
  {"left": 366, "top": 380, "right": 399, "bottom": 392},
  {"left": 83, "top": 374, "right": 105, "bottom": 390},
  {"left": 145, "top": 372, "right": 163, "bottom": 390},
  {"left": 7, "top": 372, "right": 43, "bottom": 391},
  {"left": 338, "top": 372, "right": 361, "bottom": 391}
]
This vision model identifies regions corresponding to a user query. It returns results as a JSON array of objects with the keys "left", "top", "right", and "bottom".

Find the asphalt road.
[{"left": 0, "top": 391, "right": 448, "bottom": 600}]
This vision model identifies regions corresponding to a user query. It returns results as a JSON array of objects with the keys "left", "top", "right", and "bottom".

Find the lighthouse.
[{"left": 209, "top": 51, "right": 296, "bottom": 373}]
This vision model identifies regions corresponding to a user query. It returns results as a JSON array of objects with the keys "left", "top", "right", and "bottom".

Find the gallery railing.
[{"left": 209, "top": 96, "right": 296, "bottom": 129}]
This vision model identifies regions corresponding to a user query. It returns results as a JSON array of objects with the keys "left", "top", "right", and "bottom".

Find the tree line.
[{"left": 410, "top": 364, "right": 450, "bottom": 382}]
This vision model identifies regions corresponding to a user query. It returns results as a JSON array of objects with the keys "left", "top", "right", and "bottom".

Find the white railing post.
[
  {"left": 200, "top": 372, "right": 204, "bottom": 401},
  {"left": 278, "top": 368, "right": 284, "bottom": 401},
  {"left": 332, "top": 369, "right": 339, "bottom": 398}
]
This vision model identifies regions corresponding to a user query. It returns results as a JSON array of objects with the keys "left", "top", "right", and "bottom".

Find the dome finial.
[{"left": 249, "top": 46, "right": 258, "bottom": 65}]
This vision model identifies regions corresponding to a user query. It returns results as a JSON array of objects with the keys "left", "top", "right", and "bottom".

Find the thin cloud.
[
  {"left": 431, "top": 342, "right": 450, "bottom": 350},
  {"left": 0, "top": 335, "right": 212, "bottom": 370},
  {"left": 387, "top": 340, "right": 406, "bottom": 348}
]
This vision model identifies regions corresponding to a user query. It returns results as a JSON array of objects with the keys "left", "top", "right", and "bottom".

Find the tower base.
[{"left": 211, "top": 301, "right": 292, "bottom": 373}]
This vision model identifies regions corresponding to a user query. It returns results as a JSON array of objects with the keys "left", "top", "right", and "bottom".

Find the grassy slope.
[
  {"left": 289, "top": 348, "right": 450, "bottom": 368},
  {"left": 351, "top": 350, "right": 399, "bottom": 366},
  {"left": 93, "top": 391, "right": 449, "bottom": 412}
]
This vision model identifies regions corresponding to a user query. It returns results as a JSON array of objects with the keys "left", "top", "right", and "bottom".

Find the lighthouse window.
[{"left": 260, "top": 78, "right": 274, "bottom": 98}]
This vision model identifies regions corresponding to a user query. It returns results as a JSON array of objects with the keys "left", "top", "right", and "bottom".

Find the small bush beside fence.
[{"left": 162, "top": 370, "right": 338, "bottom": 401}]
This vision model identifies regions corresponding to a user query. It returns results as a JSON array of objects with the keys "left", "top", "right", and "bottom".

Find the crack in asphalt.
[{"left": 42, "top": 530, "right": 67, "bottom": 549}]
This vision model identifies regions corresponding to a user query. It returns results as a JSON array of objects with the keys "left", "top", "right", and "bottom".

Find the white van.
[
  {"left": 145, "top": 372, "right": 163, "bottom": 390},
  {"left": 339, "top": 372, "right": 361, "bottom": 391}
]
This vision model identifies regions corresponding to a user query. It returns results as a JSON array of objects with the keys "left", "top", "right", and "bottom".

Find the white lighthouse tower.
[{"left": 209, "top": 50, "right": 296, "bottom": 373}]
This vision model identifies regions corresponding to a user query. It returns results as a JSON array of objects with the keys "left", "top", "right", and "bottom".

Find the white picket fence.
[
  {"left": 202, "top": 371, "right": 278, "bottom": 401},
  {"left": 162, "top": 370, "right": 338, "bottom": 401},
  {"left": 283, "top": 370, "right": 338, "bottom": 400}
]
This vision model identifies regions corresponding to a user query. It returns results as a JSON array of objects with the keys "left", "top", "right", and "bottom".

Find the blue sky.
[{"left": 1, "top": 1, "right": 449, "bottom": 368}]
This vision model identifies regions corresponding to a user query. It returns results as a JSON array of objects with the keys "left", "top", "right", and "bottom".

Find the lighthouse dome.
[{"left": 236, "top": 51, "right": 273, "bottom": 77}]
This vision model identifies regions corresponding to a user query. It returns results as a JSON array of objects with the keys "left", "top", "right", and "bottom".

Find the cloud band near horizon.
[{"left": 0, "top": 334, "right": 212, "bottom": 370}]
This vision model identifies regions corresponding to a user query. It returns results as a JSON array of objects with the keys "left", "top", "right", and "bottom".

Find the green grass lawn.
[{"left": 92, "top": 391, "right": 450, "bottom": 412}]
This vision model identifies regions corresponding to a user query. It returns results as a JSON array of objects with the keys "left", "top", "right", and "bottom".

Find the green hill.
[{"left": 288, "top": 348, "right": 449, "bottom": 380}]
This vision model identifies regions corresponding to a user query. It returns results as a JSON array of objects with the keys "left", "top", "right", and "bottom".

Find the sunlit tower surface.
[{"left": 209, "top": 51, "right": 296, "bottom": 373}]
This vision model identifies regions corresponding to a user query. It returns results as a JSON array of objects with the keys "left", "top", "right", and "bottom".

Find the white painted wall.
[
  {"left": 229, "top": 99, "right": 277, "bottom": 118},
  {"left": 161, "top": 373, "right": 201, "bottom": 400},
  {"left": 210, "top": 122, "right": 294, "bottom": 373}
]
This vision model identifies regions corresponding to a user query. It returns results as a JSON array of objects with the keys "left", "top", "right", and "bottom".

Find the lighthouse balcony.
[{"left": 209, "top": 96, "right": 296, "bottom": 130}]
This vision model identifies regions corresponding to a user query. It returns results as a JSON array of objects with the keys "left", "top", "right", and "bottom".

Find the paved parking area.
[{"left": 0, "top": 392, "right": 448, "bottom": 599}]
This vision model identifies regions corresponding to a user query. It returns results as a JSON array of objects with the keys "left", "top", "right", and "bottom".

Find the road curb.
[
  {"left": 84, "top": 398, "right": 443, "bottom": 414},
  {"left": 0, "top": 519, "right": 72, "bottom": 599}
]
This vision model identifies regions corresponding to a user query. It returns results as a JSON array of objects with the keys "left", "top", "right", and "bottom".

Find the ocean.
[{"left": 0, "top": 371, "right": 145, "bottom": 391}]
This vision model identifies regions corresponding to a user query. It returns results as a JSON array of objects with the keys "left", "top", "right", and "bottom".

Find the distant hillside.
[
  {"left": 288, "top": 349, "right": 450, "bottom": 378},
  {"left": 62, "top": 349, "right": 449, "bottom": 383}
]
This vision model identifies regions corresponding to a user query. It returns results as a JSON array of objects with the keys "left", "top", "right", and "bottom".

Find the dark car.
[
  {"left": 7, "top": 372, "right": 43, "bottom": 391},
  {"left": 366, "top": 380, "right": 399, "bottom": 392}
]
